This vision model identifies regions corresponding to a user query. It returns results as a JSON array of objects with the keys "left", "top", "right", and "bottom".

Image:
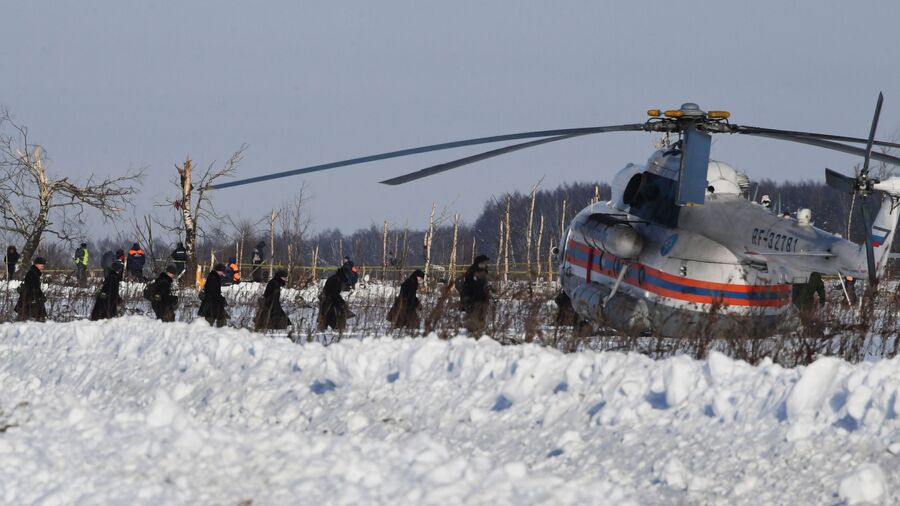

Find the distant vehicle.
[{"left": 212, "top": 95, "right": 900, "bottom": 336}]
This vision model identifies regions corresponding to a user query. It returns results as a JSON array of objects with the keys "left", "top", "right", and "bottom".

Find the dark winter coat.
[
  {"left": 5, "top": 247, "right": 19, "bottom": 277},
  {"left": 198, "top": 271, "right": 228, "bottom": 325},
  {"left": 90, "top": 270, "right": 122, "bottom": 320},
  {"left": 127, "top": 248, "right": 146, "bottom": 273},
  {"left": 460, "top": 263, "right": 490, "bottom": 307},
  {"left": 171, "top": 245, "right": 187, "bottom": 274},
  {"left": 318, "top": 270, "right": 348, "bottom": 330},
  {"left": 793, "top": 272, "right": 827, "bottom": 310},
  {"left": 15, "top": 265, "right": 46, "bottom": 321},
  {"left": 151, "top": 272, "right": 179, "bottom": 322},
  {"left": 254, "top": 277, "right": 290, "bottom": 330},
  {"left": 388, "top": 274, "right": 420, "bottom": 328}
]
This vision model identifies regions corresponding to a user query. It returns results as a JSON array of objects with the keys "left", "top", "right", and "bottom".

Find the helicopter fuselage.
[{"left": 558, "top": 150, "right": 900, "bottom": 337}]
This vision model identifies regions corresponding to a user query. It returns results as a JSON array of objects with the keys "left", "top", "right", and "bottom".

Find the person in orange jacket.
[{"left": 223, "top": 256, "right": 241, "bottom": 286}]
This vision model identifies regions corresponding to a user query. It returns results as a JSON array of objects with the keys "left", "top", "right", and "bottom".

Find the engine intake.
[{"left": 576, "top": 219, "right": 643, "bottom": 259}]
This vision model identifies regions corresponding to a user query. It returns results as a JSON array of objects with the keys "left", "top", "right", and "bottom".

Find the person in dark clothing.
[
  {"left": 250, "top": 241, "right": 266, "bottom": 282},
  {"left": 792, "top": 271, "right": 826, "bottom": 311},
  {"left": 459, "top": 255, "right": 492, "bottom": 335},
  {"left": 4, "top": 245, "right": 19, "bottom": 279},
  {"left": 150, "top": 265, "right": 179, "bottom": 322},
  {"left": 342, "top": 256, "right": 359, "bottom": 289},
  {"left": 554, "top": 290, "right": 578, "bottom": 326},
  {"left": 73, "top": 242, "right": 89, "bottom": 287},
  {"left": 100, "top": 250, "right": 116, "bottom": 278},
  {"left": 15, "top": 257, "right": 47, "bottom": 321},
  {"left": 127, "top": 243, "right": 146, "bottom": 281},
  {"left": 198, "top": 263, "right": 228, "bottom": 327},
  {"left": 90, "top": 261, "right": 123, "bottom": 321},
  {"left": 388, "top": 269, "right": 425, "bottom": 329},
  {"left": 171, "top": 242, "right": 188, "bottom": 276},
  {"left": 844, "top": 275, "right": 858, "bottom": 305},
  {"left": 318, "top": 268, "right": 350, "bottom": 331},
  {"left": 254, "top": 269, "right": 291, "bottom": 330},
  {"left": 115, "top": 249, "right": 126, "bottom": 264}
]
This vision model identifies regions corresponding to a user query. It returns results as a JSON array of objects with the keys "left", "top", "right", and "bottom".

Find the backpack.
[{"left": 142, "top": 282, "right": 158, "bottom": 301}]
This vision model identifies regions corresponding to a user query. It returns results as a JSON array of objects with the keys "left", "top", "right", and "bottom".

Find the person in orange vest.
[
  {"left": 223, "top": 256, "right": 241, "bottom": 286},
  {"left": 127, "top": 243, "right": 146, "bottom": 281}
]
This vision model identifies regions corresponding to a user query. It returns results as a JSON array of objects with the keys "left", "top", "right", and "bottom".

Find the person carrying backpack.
[
  {"left": 198, "top": 263, "right": 228, "bottom": 327},
  {"left": 146, "top": 265, "right": 179, "bottom": 322},
  {"left": 91, "top": 261, "right": 123, "bottom": 321}
]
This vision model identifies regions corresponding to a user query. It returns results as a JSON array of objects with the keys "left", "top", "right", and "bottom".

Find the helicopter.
[{"left": 211, "top": 94, "right": 900, "bottom": 336}]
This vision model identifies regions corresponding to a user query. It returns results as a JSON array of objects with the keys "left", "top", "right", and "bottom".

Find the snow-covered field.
[{"left": 1, "top": 319, "right": 898, "bottom": 504}]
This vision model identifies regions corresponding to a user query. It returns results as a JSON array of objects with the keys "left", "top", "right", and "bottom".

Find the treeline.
[{"left": 16, "top": 178, "right": 882, "bottom": 277}]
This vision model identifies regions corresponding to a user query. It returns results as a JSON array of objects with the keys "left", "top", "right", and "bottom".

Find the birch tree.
[{"left": 0, "top": 110, "right": 142, "bottom": 270}]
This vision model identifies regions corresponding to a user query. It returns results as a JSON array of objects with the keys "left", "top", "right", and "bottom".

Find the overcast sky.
[{"left": 2, "top": 1, "right": 900, "bottom": 242}]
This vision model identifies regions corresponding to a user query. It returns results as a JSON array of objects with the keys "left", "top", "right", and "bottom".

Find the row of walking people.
[
  {"left": 13, "top": 254, "right": 495, "bottom": 334},
  {"left": 5, "top": 241, "right": 268, "bottom": 285}
]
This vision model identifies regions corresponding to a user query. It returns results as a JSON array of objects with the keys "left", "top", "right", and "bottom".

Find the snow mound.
[
  {"left": 839, "top": 463, "right": 886, "bottom": 505},
  {"left": 1, "top": 318, "right": 900, "bottom": 504}
]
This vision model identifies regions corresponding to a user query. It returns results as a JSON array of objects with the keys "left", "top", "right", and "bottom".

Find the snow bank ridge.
[{"left": 2, "top": 317, "right": 900, "bottom": 504}]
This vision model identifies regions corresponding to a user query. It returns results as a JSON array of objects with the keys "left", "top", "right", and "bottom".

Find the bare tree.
[
  {"left": 0, "top": 110, "right": 142, "bottom": 270},
  {"left": 278, "top": 186, "right": 311, "bottom": 283},
  {"left": 161, "top": 145, "right": 247, "bottom": 277}
]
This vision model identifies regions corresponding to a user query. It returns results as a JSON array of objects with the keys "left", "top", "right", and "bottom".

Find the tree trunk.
[
  {"left": 449, "top": 213, "right": 459, "bottom": 282},
  {"left": 269, "top": 209, "right": 276, "bottom": 279},
  {"left": 423, "top": 203, "right": 436, "bottom": 286},
  {"left": 382, "top": 220, "right": 388, "bottom": 281},
  {"left": 526, "top": 182, "right": 538, "bottom": 283},
  {"left": 536, "top": 214, "right": 544, "bottom": 284},
  {"left": 503, "top": 196, "right": 511, "bottom": 287}
]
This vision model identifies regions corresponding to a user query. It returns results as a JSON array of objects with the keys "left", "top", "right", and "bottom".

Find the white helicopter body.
[{"left": 560, "top": 148, "right": 900, "bottom": 335}]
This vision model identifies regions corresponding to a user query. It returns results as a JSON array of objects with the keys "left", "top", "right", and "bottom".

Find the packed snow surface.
[{"left": 1, "top": 318, "right": 899, "bottom": 505}]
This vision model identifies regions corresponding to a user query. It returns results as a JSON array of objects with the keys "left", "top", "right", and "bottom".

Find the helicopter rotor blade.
[
  {"left": 735, "top": 130, "right": 900, "bottom": 167},
  {"left": 860, "top": 92, "right": 884, "bottom": 180},
  {"left": 860, "top": 200, "right": 878, "bottom": 285},
  {"left": 379, "top": 134, "right": 581, "bottom": 185},
  {"left": 824, "top": 168, "right": 857, "bottom": 194},
  {"left": 734, "top": 124, "right": 900, "bottom": 151},
  {"left": 209, "top": 124, "right": 646, "bottom": 190}
]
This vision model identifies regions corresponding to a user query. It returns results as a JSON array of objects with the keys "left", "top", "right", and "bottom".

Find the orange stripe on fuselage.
[{"left": 565, "top": 239, "right": 791, "bottom": 307}]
